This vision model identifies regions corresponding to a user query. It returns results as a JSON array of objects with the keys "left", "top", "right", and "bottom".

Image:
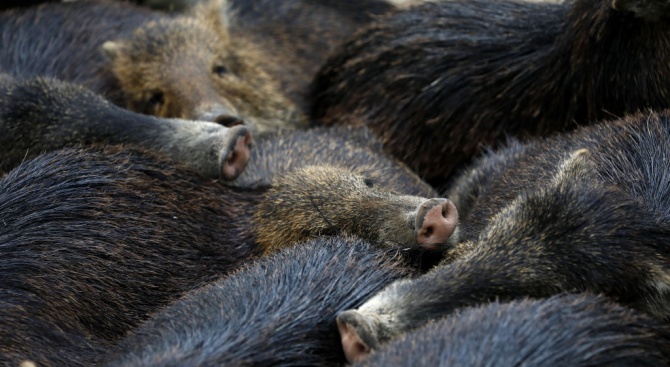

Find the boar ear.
[
  {"left": 646, "top": 266, "right": 670, "bottom": 319},
  {"left": 101, "top": 41, "right": 126, "bottom": 61},
  {"left": 192, "top": 0, "right": 231, "bottom": 33},
  {"left": 612, "top": 0, "right": 670, "bottom": 21},
  {"left": 336, "top": 310, "right": 377, "bottom": 364},
  {"left": 551, "top": 148, "right": 593, "bottom": 186}
]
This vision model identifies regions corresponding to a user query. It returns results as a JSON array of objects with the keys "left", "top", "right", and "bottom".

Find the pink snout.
[{"left": 415, "top": 198, "right": 458, "bottom": 249}]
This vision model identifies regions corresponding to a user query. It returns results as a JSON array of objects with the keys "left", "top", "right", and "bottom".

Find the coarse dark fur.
[
  {"left": 228, "top": 0, "right": 396, "bottom": 112},
  {"left": 0, "top": 131, "right": 443, "bottom": 365},
  {"left": 0, "top": 75, "right": 250, "bottom": 179},
  {"left": 0, "top": 146, "right": 262, "bottom": 367},
  {"left": 0, "top": 77, "right": 443, "bottom": 255},
  {"left": 0, "top": 0, "right": 302, "bottom": 133},
  {"left": 231, "top": 126, "right": 437, "bottom": 198},
  {"left": 99, "top": 237, "right": 412, "bottom": 367},
  {"left": 0, "top": 1, "right": 158, "bottom": 102},
  {"left": 0, "top": 75, "right": 443, "bottom": 257},
  {"left": 311, "top": 0, "right": 670, "bottom": 186},
  {"left": 336, "top": 108, "right": 670, "bottom": 352},
  {"left": 234, "top": 125, "right": 450, "bottom": 262},
  {"left": 353, "top": 294, "right": 670, "bottom": 366},
  {"left": 0, "top": 75, "right": 436, "bottom": 197}
]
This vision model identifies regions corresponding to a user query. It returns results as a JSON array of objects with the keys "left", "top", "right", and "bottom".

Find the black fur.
[
  {"left": 100, "top": 238, "right": 411, "bottom": 366},
  {"left": 312, "top": 0, "right": 670, "bottom": 186},
  {"left": 0, "top": 120, "right": 438, "bottom": 365},
  {"left": 0, "top": 1, "right": 158, "bottom": 101},
  {"left": 231, "top": 125, "right": 437, "bottom": 198},
  {"left": 0, "top": 146, "right": 261, "bottom": 367},
  {"left": 338, "top": 109, "right": 670, "bottom": 349},
  {"left": 355, "top": 294, "right": 670, "bottom": 366},
  {"left": 0, "top": 76, "right": 246, "bottom": 178},
  {"left": 230, "top": 0, "right": 395, "bottom": 111}
]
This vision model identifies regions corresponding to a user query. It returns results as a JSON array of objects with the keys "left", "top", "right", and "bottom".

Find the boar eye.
[
  {"left": 143, "top": 91, "right": 164, "bottom": 114},
  {"left": 363, "top": 178, "right": 375, "bottom": 188},
  {"left": 148, "top": 92, "right": 164, "bottom": 105},
  {"left": 213, "top": 65, "right": 228, "bottom": 77}
]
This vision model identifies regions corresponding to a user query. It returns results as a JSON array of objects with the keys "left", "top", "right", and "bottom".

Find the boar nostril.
[{"left": 215, "top": 115, "right": 245, "bottom": 127}]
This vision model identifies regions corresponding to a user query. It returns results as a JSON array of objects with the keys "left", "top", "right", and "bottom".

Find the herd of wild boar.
[{"left": 2, "top": 0, "right": 670, "bottom": 366}]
